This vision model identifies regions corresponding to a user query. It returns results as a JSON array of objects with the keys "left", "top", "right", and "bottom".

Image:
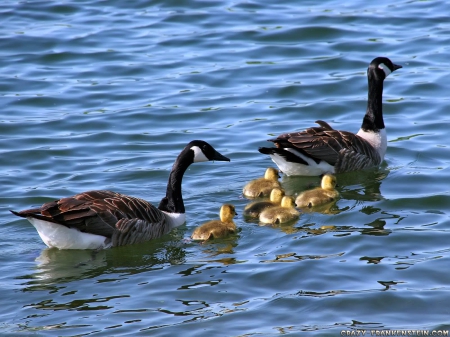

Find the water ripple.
[{"left": 1, "top": 0, "right": 450, "bottom": 336}]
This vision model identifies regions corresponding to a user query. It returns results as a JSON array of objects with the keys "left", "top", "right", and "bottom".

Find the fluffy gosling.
[
  {"left": 259, "top": 196, "right": 299, "bottom": 224},
  {"left": 243, "top": 188, "right": 285, "bottom": 219},
  {"left": 295, "top": 173, "right": 339, "bottom": 208},
  {"left": 243, "top": 167, "right": 281, "bottom": 198},
  {"left": 191, "top": 204, "right": 237, "bottom": 241}
]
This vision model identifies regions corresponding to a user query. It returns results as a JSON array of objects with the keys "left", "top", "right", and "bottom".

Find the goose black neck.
[
  {"left": 158, "top": 152, "right": 192, "bottom": 214},
  {"left": 361, "top": 71, "right": 385, "bottom": 132}
]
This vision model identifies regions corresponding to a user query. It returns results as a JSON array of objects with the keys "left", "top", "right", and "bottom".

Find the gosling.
[
  {"left": 243, "top": 188, "right": 285, "bottom": 219},
  {"left": 295, "top": 173, "right": 339, "bottom": 208},
  {"left": 259, "top": 196, "right": 299, "bottom": 224},
  {"left": 243, "top": 167, "right": 281, "bottom": 198},
  {"left": 191, "top": 204, "right": 237, "bottom": 241}
]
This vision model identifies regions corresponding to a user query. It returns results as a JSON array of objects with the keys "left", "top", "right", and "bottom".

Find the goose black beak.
[
  {"left": 393, "top": 63, "right": 402, "bottom": 71},
  {"left": 211, "top": 151, "right": 230, "bottom": 162}
]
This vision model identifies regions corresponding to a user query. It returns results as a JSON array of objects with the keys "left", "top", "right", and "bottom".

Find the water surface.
[{"left": 1, "top": 0, "right": 450, "bottom": 336}]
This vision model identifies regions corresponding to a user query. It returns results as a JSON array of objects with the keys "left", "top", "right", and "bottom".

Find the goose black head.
[
  {"left": 187, "top": 140, "right": 230, "bottom": 163},
  {"left": 368, "top": 57, "right": 402, "bottom": 80}
]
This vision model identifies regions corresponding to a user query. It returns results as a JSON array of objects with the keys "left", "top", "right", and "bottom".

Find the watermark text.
[{"left": 340, "top": 330, "right": 449, "bottom": 336}]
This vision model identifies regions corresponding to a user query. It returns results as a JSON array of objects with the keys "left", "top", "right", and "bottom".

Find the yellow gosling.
[
  {"left": 243, "top": 188, "right": 285, "bottom": 219},
  {"left": 243, "top": 167, "right": 281, "bottom": 198},
  {"left": 191, "top": 204, "right": 237, "bottom": 241},
  {"left": 295, "top": 173, "right": 339, "bottom": 208},
  {"left": 259, "top": 196, "right": 299, "bottom": 224}
]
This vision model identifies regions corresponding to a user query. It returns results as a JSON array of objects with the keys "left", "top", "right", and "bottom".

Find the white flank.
[
  {"left": 191, "top": 146, "right": 209, "bottom": 162},
  {"left": 270, "top": 149, "right": 335, "bottom": 176},
  {"left": 161, "top": 211, "right": 186, "bottom": 230},
  {"left": 356, "top": 128, "right": 387, "bottom": 160},
  {"left": 378, "top": 63, "right": 392, "bottom": 77},
  {"left": 28, "top": 218, "right": 108, "bottom": 250}
]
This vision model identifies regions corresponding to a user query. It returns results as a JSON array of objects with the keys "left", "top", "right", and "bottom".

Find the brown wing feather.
[
  {"left": 15, "top": 190, "right": 166, "bottom": 242},
  {"left": 269, "top": 121, "right": 381, "bottom": 172},
  {"left": 110, "top": 217, "right": 169, "bottom": 247}
]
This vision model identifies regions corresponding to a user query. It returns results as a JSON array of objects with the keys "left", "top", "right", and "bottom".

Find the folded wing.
[
  {"left": 268, "top": 120, "right": 381, "bottom": 172},
  {"left": 13, "top": 190, "right": 168, "bottom": 246}
]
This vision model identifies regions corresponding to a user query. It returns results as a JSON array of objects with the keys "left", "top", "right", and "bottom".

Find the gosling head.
[
  {"left": 220, "top": 204, "right": 238, "bottom": 222},
  {"left": 280, "top": 196, "right": 295, "bottom": 208},
  {"left": 269, "top": 188, "right": 285, "bottom": 203},
  {"left": 321, "top": 173, "right": 337, "bottom": 190},
  {"left": 264, "top": 167, "right": 280, "bottom": 181}
]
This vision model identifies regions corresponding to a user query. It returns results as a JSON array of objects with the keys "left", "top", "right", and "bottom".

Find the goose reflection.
[
  {"left": 190, "top": 235, "right": 240, "bottom": 265},
  {"left": 258, "top": 221, "right": 302, "bottom": 234},
  {"left": 282, "top": 167, "right": 388, "bottom": 205},
  {"left": 18, "top": 231, "right": 187, "bottom": 291},
  {"left": 337, "top": 167, "right": 388, "bottom": 203},
  {"left": 27, "top": 249, "right": 108, "bottom": 286}
]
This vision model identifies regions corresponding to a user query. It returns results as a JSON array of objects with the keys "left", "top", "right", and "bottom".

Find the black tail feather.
[
  {"left": 10, "top": 210, "right": 25, "bottom": 218},
  {"left": 258, "top": 147, "right": 309, "bottom": 165},
  {"left": 258, "top": 147, "right": 276, "bottom": 155},
  {"left": 10, "top": 209, "right": 59, "bottom": 223}
]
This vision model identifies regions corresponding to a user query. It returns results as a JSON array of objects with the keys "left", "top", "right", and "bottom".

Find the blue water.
[{"left": 1, "top": 0, "right": 450, "bottom": 336}]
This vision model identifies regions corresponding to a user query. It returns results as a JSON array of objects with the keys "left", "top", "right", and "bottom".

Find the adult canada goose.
[
  {"left": 10, "top": 140, "right": 230, "bottom": 250},
  {"left": 191, "top": 204, "right": 237, "bottom": 241},
  {"left": 295, "top": 173, "right": 339, "bottom": 208},
  {"left": 243, "top": 187, "right": 285, "bottom": 218},
  {"left": 259, "top": 196, "right": 299, "bottom": 224},
  {"left": 259, "top": 57, "right": 402, "bottom": 176},
  {"left": 243, "top": 167, "right": 281, "bottom": 198}
]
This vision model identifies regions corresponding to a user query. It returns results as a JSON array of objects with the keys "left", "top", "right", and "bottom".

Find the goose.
[
  {"left": 243, "top": 187, "right": 285, "bottom": 218},
  {"left": 259, "top": 196, "right": 299, "bottom": 224},
  {"left": 258, "top": 57, "right": 402, "bottom": 176},
  {"left": 242, "top": 167, "right": 281, "bottom": 198},
  {"left": 191, "top": 204, "right": 237, "bottom": 241},
  {"left": 295, "top": 173, "right": 339, "bottom": 208},
  {"left": 10, "top": 140, "right": 230, "bottom": 250}
]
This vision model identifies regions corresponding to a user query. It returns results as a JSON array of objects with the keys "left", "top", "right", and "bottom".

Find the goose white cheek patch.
[
  {"left": 191, "top": 146, "right": 209, "bottom": 162},
  {"left": 378, "top": 63, "right": 392, "bottom": 77}
]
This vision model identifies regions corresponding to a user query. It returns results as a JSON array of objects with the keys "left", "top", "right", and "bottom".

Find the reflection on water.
[
  {"left": 17, "top": 230, "right": 188, "bottom": 292},
  {"left": 34, "top": 248, "right": 107, "bottom": 281},
  {"left": 189, "top": 236, "right": 242, "bottom": 265},
  {"left": 16, "top": 249, "right": 108, "bottom": 294},
  {"left": 260, "top": 251, "right": 345, "bottom": 263},
  {"left": 361, "top": 219, "right": 391, "bottom": 236},
  {"left": 258, "top": 221, "right": 302, "bottom": 234},
  {"left": 297, "top": 200, "right": 343, "bottom": 215},
  {"left": 338, "top": 168, "right": 388, "bottom": 203}
]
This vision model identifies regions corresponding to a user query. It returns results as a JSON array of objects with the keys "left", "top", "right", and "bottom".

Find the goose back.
[
  {"left": 12, "top": 190, "right": 172, "bottom": 247},
  {"left": 267, "top": 120, "right": 382, "bottom": 173}
]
